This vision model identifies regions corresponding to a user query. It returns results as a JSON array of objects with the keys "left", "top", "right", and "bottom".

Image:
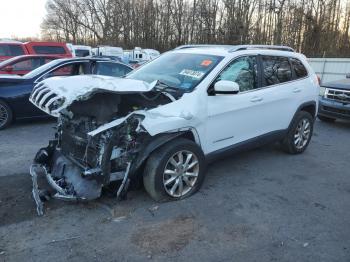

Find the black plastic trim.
[{"left": 206, "top": 129, "right": 287, "bottom": 163}]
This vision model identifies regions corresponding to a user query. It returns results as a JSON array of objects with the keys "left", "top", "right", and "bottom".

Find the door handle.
[
  {"left": 293, "top": 88, "right": 301, "bottom": 93},
  {"left": 250, "top": 96, "right": 263, "bottom": 102}
]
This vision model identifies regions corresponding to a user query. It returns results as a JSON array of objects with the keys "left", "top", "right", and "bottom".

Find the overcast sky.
[{"left": 0, "top": 0, "right": 46, "bottom": 39}]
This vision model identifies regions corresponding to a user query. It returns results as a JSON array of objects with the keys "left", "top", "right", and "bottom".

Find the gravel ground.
[{"left": 0, "top": 119, "right": 349, "bottom": 262}]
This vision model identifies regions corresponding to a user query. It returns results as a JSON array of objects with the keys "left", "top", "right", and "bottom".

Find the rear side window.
[
  {"left": 33, "top": 46, "right": 66, "bottom": 55},
  {"left": 262, "top": 56, "right": 292, "bottom": 86},
  {"left": 290, "top": 58, "right": 308, "bottom": 78},
  {"left": 0, "top": 44, "right": 25, "bottom": 56}
]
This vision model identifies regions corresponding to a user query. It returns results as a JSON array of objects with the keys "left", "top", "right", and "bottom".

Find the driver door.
[{"left": 206, "top": 55, "right": 266, "bottom": 153}]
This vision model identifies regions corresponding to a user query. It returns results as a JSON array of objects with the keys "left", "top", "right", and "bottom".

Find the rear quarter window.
[
  {"left": 33, "top": 46, "right": 66, "bottom": 55},
  {"left": 290, "top": 58, "right": 308, "bottom": 78}
]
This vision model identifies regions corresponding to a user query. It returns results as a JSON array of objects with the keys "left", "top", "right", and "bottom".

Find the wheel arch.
[
  {"left": 288, "top": 101, "right": 316, "bottom": 130},
  {"left": 130, "top": 128, "right": 201, "bottom": 177}
]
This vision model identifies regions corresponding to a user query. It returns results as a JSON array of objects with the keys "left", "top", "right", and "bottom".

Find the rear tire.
[
  {"left": 0, "top": 100, "right": 13, "bottom": 130},
  {"left": 143, "top": 138, "right": 206, "bottom": 202},
  {"left": 282, "top": 111, "right": 314, "bottom": 154},
  {"left": 318, "top": 115, "right": 336, "bottom": 123}
]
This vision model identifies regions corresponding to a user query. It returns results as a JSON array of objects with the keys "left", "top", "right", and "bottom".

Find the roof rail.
[
  {"left": 175, "top": 44, "right": 235, "bottom": 50},
  {"left": 174, "top": 44, "right": 295, "bottom": 52},
  {"left": 229, "top": 45, "right": 295, "bottom": 52}
]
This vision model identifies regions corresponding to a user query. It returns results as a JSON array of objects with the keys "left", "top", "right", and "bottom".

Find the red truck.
[
  {"left": 0, "top": 40, "right": 28, "bottom": 62},
  {"left": 0, "top": 41, "right": 72, "bottom": 62}
]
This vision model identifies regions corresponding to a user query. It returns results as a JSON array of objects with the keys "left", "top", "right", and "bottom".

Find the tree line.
[{"left": 41, "top": 0, "right": 350, "bottom": 57}]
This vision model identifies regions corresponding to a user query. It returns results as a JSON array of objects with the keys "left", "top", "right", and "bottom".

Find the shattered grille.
[
  {"left": 61, "top": 129, "right": 100, "bottom": 167},
  {"left": 326, "top": 88, "right": 350, "bottom": 104},
  {"left": 29, "top": 83, "right": 66, "bottom": 113}
]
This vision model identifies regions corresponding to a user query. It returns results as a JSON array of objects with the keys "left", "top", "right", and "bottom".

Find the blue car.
[{"left": 0, "top": 57, "right": 133, "bottom": 129}]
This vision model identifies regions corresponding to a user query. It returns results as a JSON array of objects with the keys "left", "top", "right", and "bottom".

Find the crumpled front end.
[
  {"left": 30, "top": 112, "right": 147, "bottom": 215},
  {"left": 29, "top": 75, "right": 202, "bottom": 215}
]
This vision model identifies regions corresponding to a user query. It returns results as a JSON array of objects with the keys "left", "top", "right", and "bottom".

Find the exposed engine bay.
[{"left": 29, "top": 76, "right": 187, "bottom": 215}]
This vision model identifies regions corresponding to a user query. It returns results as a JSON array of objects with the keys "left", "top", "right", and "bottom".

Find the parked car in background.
[
  {"left": 0, "top": 57, "right": 132, "bottom": 129},
  {"left": 0, "top": 40, "right": 28, "bottom": 62},
  {"left": 0, "top": 55, "right": 60, "bottom": 75},
  {"left": 24, "top": 42, "right": 72, "bottom": 58},
  {"left": 92, "top": 46, "right": 123, "bottom": 59},
  {"left": 318, "top": 74, "right": 350, "bottom": 122},
  {"left": 28, "top": 45, "right": 319, "bottom": 215},
  {"left": 124, "top": 47, "right": 160, "bottom": 63}
]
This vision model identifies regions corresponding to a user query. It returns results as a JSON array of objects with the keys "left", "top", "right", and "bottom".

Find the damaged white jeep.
[{"left": 29, "top": 45, "right": 319, "bottom": 215}]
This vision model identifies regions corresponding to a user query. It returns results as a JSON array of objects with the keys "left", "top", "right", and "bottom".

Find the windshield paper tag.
[{"left": 179, "top": 69, "right": 205, "bottom": 79}]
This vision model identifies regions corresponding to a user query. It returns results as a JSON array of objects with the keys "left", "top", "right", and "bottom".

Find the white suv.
[{"left": 29, "top": 45, "right": 319, "bottom": 215}]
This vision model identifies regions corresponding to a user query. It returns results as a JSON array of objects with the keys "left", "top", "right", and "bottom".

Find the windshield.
[
  {"left": 126, "top": 52, "right": 223, "bottom": 90},
  {"left": 24, "top": 59, "right": 65, "bottom": 78}
]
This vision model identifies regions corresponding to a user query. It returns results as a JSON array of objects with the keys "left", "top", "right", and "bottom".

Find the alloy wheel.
[
  {"left": 0, "top": 104, "right": 8, "bottom": 128},
  {"left": 162, "top": 150, "right": 199, "bottom": 198},
  {"left": 294, "top": 118, "right": 311, "bottom": 150}
]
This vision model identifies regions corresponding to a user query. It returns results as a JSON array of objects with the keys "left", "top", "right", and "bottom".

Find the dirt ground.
[{"left": 0, "top": 119, "right": 349, "bottom": 262}]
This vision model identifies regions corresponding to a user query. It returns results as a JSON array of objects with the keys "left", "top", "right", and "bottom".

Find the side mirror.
[
  {"left": 4, "top": 65, "right": 13, "bottom": 72},
  {"left": 214, "top": 80, "right": 239, "bottom": 94}
]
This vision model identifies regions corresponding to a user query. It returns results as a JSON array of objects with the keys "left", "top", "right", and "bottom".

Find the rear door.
[{"left": 259, "top": 55, "right": 301, "bottom": 131}]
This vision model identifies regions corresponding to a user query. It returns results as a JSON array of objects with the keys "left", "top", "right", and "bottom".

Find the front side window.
[
  {"left": 216, "top": 56, "right": 258, "bottom": 92},
  {"left": 290, "top": 58, "right": 308, "bottom": 78},
  {"left": 126, "top": 52, "right": 223, "bottom": 91},
  {"left": 262, "top": 56, "right": 292, "bottom": 86}
]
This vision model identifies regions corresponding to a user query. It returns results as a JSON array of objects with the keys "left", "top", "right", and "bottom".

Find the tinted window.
[
  {"left": 0, "top": 44, "right": 24, "bottom": 56},
  {"left": 216, "top": 56, "right": 258, "bottom": 92},
  {"left": 96, "top": 62, "right": 132, "bottom": 77},
  {"left": 9, "top": 45, "right": 25, "bottom": 56},
  {"left": 33, "top": 46, "right": 66, "bottom": 54},
  {"left": 262, "top": 56, "right": 292, "bottom": 86},
  {"left": 290, "top": 58, "right": 308, "bottom": 78},
  {"left": 75, "top": 49, "right": 90, "bottom": 57},
  {"left": 12, "top": 58, "right": 41, "bottom": 71}
]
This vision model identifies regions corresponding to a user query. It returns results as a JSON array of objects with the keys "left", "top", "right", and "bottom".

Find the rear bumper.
[{"left": 318, "top": 96, "right": 350, "bottom": 120}]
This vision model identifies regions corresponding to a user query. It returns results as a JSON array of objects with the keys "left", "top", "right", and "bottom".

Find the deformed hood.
[{"left": 29, "top": 75, "right": 157, "bottom": 117}]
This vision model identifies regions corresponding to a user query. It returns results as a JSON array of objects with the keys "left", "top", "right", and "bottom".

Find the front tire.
[
  {"left": 143, "top": 138, "right": 206, "bottom": 202},
  {"left": 0, "top": 100, "right": 13, "bottom": 130},
  {"left": 282, "top": 111, "right": 314, "bottom": 154}
]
